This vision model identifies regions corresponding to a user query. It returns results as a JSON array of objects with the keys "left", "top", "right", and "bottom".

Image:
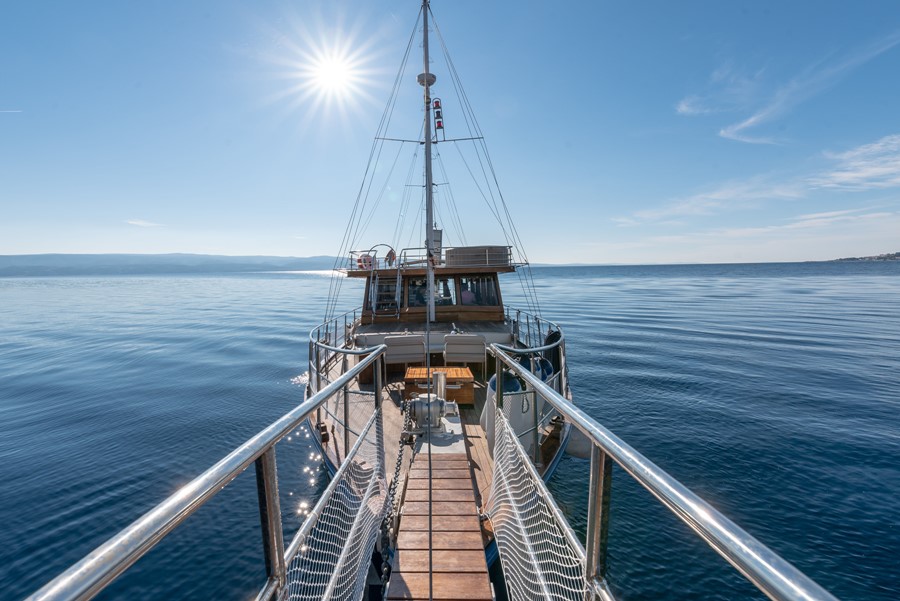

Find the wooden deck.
[
  {"left": 388, "top": 453, "right": 493, "bottom": 601},
  {"left": 460, "top": 408, "right": 493, "bottom": 510}
]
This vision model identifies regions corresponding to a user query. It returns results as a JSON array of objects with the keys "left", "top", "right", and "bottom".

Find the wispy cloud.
[
  {"left": 710, "top": 208, "right": 893, "bottom": 238},
  {"left": 125, "top": 219, "right": 164, "bottom": 227},
  {"left": 675, "top": 63, "right": 766, "bottom": 117},
  {"left": 718, "top": 31, "right": 900, "bottom": 144},
  {"left": 617, "top": 133, "right": 900, "bottom": 225},
  {"left": 626, "top": 176, "right": 805, "bottom": 223},
  {"left": 676, "top": 32, "right": 900, "bottom": 144},
  {"left": 809, "top": 134, "right": 900, "bottom": 190},
  {"left": 0, "top": 110, "right": 23, "bottom": 113}
]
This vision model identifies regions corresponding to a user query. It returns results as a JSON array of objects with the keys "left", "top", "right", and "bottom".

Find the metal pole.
[
  {"left": 342, "top": 354, "right": 350, "bottom": 459},
  {"left": 255, "top": 448, "right": 286, "bottom": 593},
  {"left": 421, "top": 0, "right": 436, "bottom": 323},
  {"left": 495, "top": 352, "right": 504, "bottom": 410},
  {"left": 532, "top": 381, "right": 541, "bottom": 466},
  {"left": 584, "top": 445, "right": 613, "bottom": 586},
  {"left": 374, "top": 355, "right": 386, "bottom": 480}
]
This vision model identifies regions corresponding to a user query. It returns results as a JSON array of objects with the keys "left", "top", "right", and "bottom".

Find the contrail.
[{"left": 1, "top": 110, "right": 23, "bottom": 113}]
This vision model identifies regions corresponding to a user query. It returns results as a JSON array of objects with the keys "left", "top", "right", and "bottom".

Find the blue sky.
[{"left": 2, "top": 1, "right": 899, "bottom": 264}]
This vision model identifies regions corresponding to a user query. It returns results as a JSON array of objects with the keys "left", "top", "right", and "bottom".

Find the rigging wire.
[
  {"left": 431, "top": 8, "right": 543, "bottom": 316},
  {"left": 356, "top": 141, "right": 410, "bottom": 242},
  {"left": 434, "top": 149, "right": 468, "bottom": 247},
  {"left": 391, "top": 145, "right": 422, "bottom": 249},
  {"left": 324, "top": 6, "right": 422, "bottom": 322}
]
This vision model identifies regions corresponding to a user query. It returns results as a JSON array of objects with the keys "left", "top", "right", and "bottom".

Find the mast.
[{"left": 419, "top": 0, "right": 436, "bottom": 323}]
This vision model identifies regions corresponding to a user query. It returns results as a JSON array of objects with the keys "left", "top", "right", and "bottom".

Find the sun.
[
  {"left": 256, "top": 8, "right": 389, "bottom": 130},
  {"left": 310, "top": 54, "right": 356, "bottom": 97}
]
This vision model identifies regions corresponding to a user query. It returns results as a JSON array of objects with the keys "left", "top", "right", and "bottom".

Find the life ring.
[{"left": 357, "top": 254, "right": 374, "bottom": 270}]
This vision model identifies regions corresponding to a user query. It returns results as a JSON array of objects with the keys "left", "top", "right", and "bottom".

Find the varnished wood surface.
[
  {"left": 386, "top": 572, "right": 493, "bottom": 600},
  {"left": 404, "top": 367, "right": 474, "bottom": 382},
  {"left": 399, "top": 515, "right": 481, "bottom": 532},
  {"left": 390, "top": 451, "right": 492, "bottom": 601},
  {"left": 460, "top": 408, "right": 493, "bottom": 510},
  {"left": 404, "top": 488, "right": 475, "bottom": 502},
  {"left": 393, "top": 550, "right": 488, "bottom": 573}
]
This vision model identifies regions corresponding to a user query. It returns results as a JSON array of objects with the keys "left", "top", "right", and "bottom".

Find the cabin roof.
[
  {"left": 346, "top": 265, "right": 515, "bottom": 278},
  {"left": 345, "top": 244, "right": 521, "bottom": 277}
]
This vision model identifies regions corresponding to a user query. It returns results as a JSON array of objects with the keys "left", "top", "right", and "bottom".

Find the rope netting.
[
  {"left": 486, "top": 402, "right": 589, "bottom": 601},
  {"left": 282, "top": 408, "right": 387, "bottom": 601}
]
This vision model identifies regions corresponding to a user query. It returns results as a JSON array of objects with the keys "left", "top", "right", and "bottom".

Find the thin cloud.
[
  {"left": 810, "top": 134, "right": 900, "bottom": 190},
  {"left": 632, "top": 177, "right": 805, "bottom": 222},
  {"left": 676, "top": 96, "right": 716, "bottom": 116},
  {"left": 720, "top": 31, "right": 900, "bottom": 144},
  {"left": 125, "top": 219, "right": 164, "bottom": 227},
  {"left": 675, "top": 64, "right": 766, "bottom": 117},
  {"left": 618, "top": 133, "right": 900, "bottom": 225},
  {"left": 709, "top": 210, "right": 894, "bottom": 238},
  {"left": 0, "top": 110, "right": 23, "bottom": 113}
]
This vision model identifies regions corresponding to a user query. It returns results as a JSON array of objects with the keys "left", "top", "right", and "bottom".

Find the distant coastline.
[
  {"left": 2, "top": 252, "right": 898, "bottom": 277},
  {"left": 834, "top": 251, "right": 900, "bottom": 262},
  {"left": 0, "top": 253, "right": 340, "bottom": 277}
]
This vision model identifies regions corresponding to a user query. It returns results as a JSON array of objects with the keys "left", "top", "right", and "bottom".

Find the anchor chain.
[{"left": 380, "top": 400, "right": 414, "bottom": 582}]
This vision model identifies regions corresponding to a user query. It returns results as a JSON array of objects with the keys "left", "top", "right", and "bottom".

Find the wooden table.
[{"left": 404, "top": 366, "right": 475, "bottom": 405}]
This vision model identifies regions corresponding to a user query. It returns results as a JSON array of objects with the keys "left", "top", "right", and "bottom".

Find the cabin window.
[
  {"left": 436, "top": 277, "right": 456, "bottom": 306},
  {"left": 407, "top": 278, "right": 427, "bottom": 307},
  {"left": 406, "top": 277, "right": 457, "bottom": 307},
  {"left": 459, "top": 276, "right": 499, "bottom": 306}
]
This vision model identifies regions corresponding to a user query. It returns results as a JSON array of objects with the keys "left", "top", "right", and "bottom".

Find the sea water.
[{"left": 1, "top": 263, "right": 898, "bottom": 600}]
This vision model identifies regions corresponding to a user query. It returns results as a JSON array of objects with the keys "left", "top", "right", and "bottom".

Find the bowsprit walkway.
[{"left": 386, "top": 452, "right": 493, "bottom": 601}]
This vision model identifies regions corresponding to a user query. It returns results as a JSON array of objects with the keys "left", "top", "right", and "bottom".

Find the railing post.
[
  {"left": 585, "top": 444, "right": 613, "bottom": 587},
  {"left": 532, "top": 389, "right": 542, "bottom": 466},
  {"left": 495, "top": 352, "right": 504, "bottom": 410},
  {"left": 342, "top": 354, "right": 350, "bottom": 457},
  {"left": 255, "top": 448, "right": 286, "bottom": 594},
  {"left": 374, "top": 354, "right": 386, "bottom": 480}
]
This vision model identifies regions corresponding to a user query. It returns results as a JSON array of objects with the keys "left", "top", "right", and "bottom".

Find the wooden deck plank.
[
  {"left": 386, "top": 572, "right": 492, "bottom": 600},
  {"left": 460, "top": 408, "right": 493, "bottom": 508},
  {"left": 397, "top": 530, "right": 485, "bottom": 550},
  {"left": 402, "top": 501, "right": 477, "bottom": 516},
  {"left": 407, "top": 460, "right": 469, "bottom": 470},
  {"left": 393, "top": 550, "right": 488, "bottom": 573},
  {"left": 400, "top": 515, "right": 481, "bottom": 532},
  {"left": 409, "top": 468, "right": 471, "bottom": 479},
  {"left": 419, "top": 453, "right": 467, "bottom": 461},
  {"left": 404, "top": 488, "right": 475, "bottom": 502},
  {"left": 406, "top": 478, "right": 473, "bottom": 490}
]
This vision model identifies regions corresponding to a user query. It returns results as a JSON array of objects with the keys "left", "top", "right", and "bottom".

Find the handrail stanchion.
[
  {"left": 342, "top": 354, "right": 350, "bottom": 458},
  {"left": 585, "top": 444, "right": 613, "bottom": 587},
  {"left": 532, "top": 375, "right": 541, "bottom": 465},
  {"left": 374, "top": 355, "right": 386, "bottom": 481},
  {"left": 255, "top": 448, "right": 286, "bottom": 596},
  {"left": 495, "top": 352, "right": 504, "bottom": 411}
]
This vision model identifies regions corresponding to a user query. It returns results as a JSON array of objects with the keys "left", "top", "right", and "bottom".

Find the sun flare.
[
  {"left": 310, "top": 55, "right": 356, "bottom": 96},
  {"left": 259, "top": 11, "right": 385, "bottom": 128}
]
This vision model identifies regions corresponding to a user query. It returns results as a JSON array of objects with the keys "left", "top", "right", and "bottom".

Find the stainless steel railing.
[
  {"left": 490, "top": 344, "right": 839, "bottom": 601},
  {"left": 27, "top": 346, "right": 387, "bottom": 601}
]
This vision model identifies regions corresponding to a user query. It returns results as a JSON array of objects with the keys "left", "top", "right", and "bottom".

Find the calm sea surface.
[{"left": 1, "top": 263, "right": 898, "bottom": 600}]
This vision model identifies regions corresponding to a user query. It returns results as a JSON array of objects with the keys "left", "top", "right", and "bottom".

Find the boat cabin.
[{"left": 347, "top": 245, "right": 517, "bottom": 324}]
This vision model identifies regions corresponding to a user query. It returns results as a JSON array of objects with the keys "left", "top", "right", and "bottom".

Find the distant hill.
[
  {"left": 0, "top": 254, "right": 342, "bottom": 277},
  {"left": 835, "top": 251, "right": 900, "bottom": 262}
]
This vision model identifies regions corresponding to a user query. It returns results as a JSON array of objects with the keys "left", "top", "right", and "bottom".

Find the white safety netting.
[
  {"left": 282, "top": 408, "right": 387, "bottom": 601},
  {"left": 486, "top": 402, "right": 589, "bottom": 601}
]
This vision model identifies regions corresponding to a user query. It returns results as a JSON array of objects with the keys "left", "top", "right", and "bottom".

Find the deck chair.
[
  {"left": 383, "top": 334, "right": 427, "bottom": 383},
  {"left": 443, "top": 333, "right": 486, "bottom": 378}
]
